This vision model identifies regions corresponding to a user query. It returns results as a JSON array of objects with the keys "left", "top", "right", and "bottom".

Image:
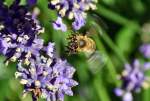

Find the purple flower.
[
  {"left": 48, "top": 0, "right": 97, "bottom": 31},
  {"left": 114, "top": 60, "right": 150, "bottom": 101},
  {"left": 0, "top": 37, "right": 8, "bottom": 54},
  {"left": 144, "top": 62, "right": 150, "bottom": 70},
  {"left": 115, "top": 88, "right": 133, "bottom": 101},
  {"left": 0, "top": 2, "right": 78, "bottom": 101},
  {"left": 15, "top": 49, "right": 78, "bottom": 101},
  {"left": 44, "top": 42, "right": 55, "bottom": 58},
  {"left": 0, "top": 0, "right": 41, "bottom": 35},
  {"left": 52, "top": 17, "right": 67, "bottom": 32},
  {"left": 27, "top": 0, "right": 37, "bottom": 5},
  {"left": 140, "top": 44, "right": 150, "bottom": 58},
  {"left": 0, "top": 0, "right": 44, "bottom": 64},
  {"left": 72, "top": 12, "right": 86, "bottom": 30}
]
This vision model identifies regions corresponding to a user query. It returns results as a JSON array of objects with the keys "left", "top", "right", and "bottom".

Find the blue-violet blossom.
[
  {"left": 115, "top": 60, "right": 150, "bottom": 101},
  {"left": 140, "top": 44, "right": 150, "bottom": 58},
  {"left": 15, "top": 43, "right": 78, "bottom": 101},
  {"left": 48, "top": 0, "right": 97, "bottom": 31},
  {"left": 27, "top": 0, "right": 37, "bottom": 5},
  {"left": 0, "top": 0, "right": 44, "bottom": 64}
]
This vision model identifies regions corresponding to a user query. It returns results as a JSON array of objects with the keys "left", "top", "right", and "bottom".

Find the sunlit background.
[{"left": 0, "top": 0, "right": 150, "bottom": 101}]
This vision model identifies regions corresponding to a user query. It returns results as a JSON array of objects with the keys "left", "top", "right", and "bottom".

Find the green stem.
[
  {"left": 93, "top": 34, "right": 119, "bottom": 86},
  {"left": 95, "top": 4, "right": 141, "bottom": 30},
  {"left": 95, "top": 4, "right": 132, "bottom": 26},
  {"left": 142, "top": 89, "right": 150, "bottom": 101},
  {"left": 91, "top": 21, "right": 127, "bottom": 63},
  {"left": 93, "top": 75, "right": 111, "bottom": 101},
  {"left": 102, "top": 31, "right": 127, "bottom": 63}
]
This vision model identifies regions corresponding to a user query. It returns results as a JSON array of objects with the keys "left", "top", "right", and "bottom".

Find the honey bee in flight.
[
  {"left": 67, "top": 33, "right": 96, "bottom": 55},
  {"left": 66, "top": 32, "right": 107, "bottom": 73},
  {"left": 66, "top": 13, "right": 108, "bottom": 55}
]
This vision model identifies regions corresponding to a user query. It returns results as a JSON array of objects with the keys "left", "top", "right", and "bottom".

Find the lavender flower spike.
[
  {"left": 48, "top": 0, "right": 97, "bottom": 31},
  {"left": 15, "top": 43, "right": 78, "bottom": 101},
  {"left": 114, "top": 60, "right": 150, "bottom": 101},
  {"left": 140, "top": 44, "right": 150, "bottom": 58},
  {"left": 0, "top": 0, "right": 44, "bottom": 64}
]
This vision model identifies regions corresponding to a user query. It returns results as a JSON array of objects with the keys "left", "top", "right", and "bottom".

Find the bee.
[
  {"left": 66, "top": 32, "right": 107, "bottom": 74},
  {"left": 67, "top": 33, "right": 96, "bottom": 55},
  {"left": 22, "top": 87, "right": 41, "bottom": 101}
]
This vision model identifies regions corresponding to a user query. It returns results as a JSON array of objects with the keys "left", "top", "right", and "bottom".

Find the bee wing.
[
  {"left": 86, "top": 14, "right": 108, "bottom": 37},
  {"left": 87, "top": 51, "right": 108, "bottom": 74},
  {"left": 90, "top": 14, "right": 108, "bottom": 31}
]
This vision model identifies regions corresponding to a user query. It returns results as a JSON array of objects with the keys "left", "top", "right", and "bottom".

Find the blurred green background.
[{"left": 1, "top": 0, "right": 150, "bottom": 101}]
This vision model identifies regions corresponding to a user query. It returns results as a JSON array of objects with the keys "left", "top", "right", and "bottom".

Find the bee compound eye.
[{"left": 79, "top": 39, "right": 86, "bottom": 48}]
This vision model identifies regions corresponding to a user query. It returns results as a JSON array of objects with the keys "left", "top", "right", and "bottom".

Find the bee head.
[
  {"left": 66, "top": 34, "right": 90, "bottom": 54},
  {"left": 66, "top": 34, "right": 78, "bottom": 54}
]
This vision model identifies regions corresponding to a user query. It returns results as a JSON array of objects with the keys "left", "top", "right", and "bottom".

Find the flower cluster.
[
  {"left": 0, "top": 1, "right": 78, "bottom": 101},
  {"left": 15, "top": 43, "right": 78, "bottom": 101},
  {"left": 0, "top": 0, "right": 44, "bottom": 64},
  {"left": 140, "top": 44, "right": 150, "bottom": 58},
  {"left": 114, "top": 60, "right": 150, "bottom": 101},
  {"left": 48, "top": 0, "right": 97, "bottom": 31}
]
